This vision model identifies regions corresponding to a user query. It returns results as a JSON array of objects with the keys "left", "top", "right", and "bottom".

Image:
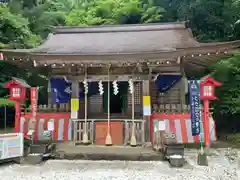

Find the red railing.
[{"left": 20, "top": 112, "right": 71, "bottom": 140}]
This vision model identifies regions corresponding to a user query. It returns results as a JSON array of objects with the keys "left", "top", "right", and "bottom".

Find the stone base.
[
  {"left": 30, "top": 144, "right": 48, "bottom": 154},
  {"left": 204, "top": 147, "right": 211, "bottom": 155},
  {"left": 169, "top": 155, "right": 185, "bottom": 167},
  {"left": 24, "top": 154, "right": 43, "bottom": 165},
  {"left": 163, "top": 144, "right": 184, "bottom": 157},
  {"left": 197, "top": 152, "right": 208, "bottom": 166}
]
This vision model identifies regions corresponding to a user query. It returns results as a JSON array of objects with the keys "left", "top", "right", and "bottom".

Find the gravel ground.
[{"left": 0, "top": 148, "right": 239, "bottom": 180}]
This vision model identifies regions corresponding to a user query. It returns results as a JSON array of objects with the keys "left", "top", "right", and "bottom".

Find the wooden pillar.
[
  {"left": 47, "top": 79, "right": 52, "bottom": 106},
  {"left": 180, "top": 56, "right": 186, "bottom": 112},
  {"left": 78, "top": 81, "right": 85, "bottom": 119},
  {"left": 142, "top": 67, "right": 152, "bottom": 142},
  {"left": 71, "top": 80, "right": 79, "bottom": 142},
  {"left": 71, "top": 80, "right": 79, "bottom": 119},
  {"left": 14, "top": 101, "right": 21, "bottom": 133}
]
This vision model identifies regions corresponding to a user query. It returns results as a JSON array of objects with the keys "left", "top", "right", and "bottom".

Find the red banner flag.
[{"left": 30, "top": 87, "right": 38, "bottom": 119}]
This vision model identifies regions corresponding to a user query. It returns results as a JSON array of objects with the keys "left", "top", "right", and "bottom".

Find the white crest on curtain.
[{"left": 64, "top": 86, "right": 71, "bottom": 94}]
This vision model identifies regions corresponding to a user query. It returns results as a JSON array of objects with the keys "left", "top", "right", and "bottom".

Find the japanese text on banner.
[
  {"left": 31, "top": 87, "right": 38, "bottom": 118},
  {"left": 188, "top": 80, "right": 201, "bottom": 136}
]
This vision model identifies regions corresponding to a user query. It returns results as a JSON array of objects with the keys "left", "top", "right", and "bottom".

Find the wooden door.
[{"left": 95, "top": 122, "right": 123, "bottom": 145}]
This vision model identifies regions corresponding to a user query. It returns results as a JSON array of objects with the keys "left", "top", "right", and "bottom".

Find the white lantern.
[
  {"left": 112, "top": 80, "right": 119, "bottom": 95},
  {"left": 128, "top": 79, "right": 134, "bottom": 94},
  {"left": 203, "top": 86, "right": 213, "bottom": 97},
  {"left": 98, "top": 80, "right": 104, "bottom": 95},
  {"left": 12, "top": 87, "right": 21, "bottom": 98},
  {"left": 83, "top": 79, "right": 88, "bottom": 94}
]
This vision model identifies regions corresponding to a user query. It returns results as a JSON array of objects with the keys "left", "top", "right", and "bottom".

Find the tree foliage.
[
  {"left": 213, "top": 55, "right": 240, "bottom": 115},
  {"left": 66, "top": 0, "right": 165, "bottom": 26},
  {"left": 0, "top": 5, "right": 41, "bottom": 48},
  {"left": 154, "top": 0, "right": 240, "bottom": 41},
  {"left": 211, "top": 54, "right": 240, "bottom": 132}
]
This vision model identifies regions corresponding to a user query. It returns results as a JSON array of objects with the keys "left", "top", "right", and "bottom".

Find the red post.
[
  {"left": 3, "top": 78, "right": 30, "bottom": 133},
  {"left": 200, "top": 76, "right": 221, "bottom": 148},
  {"left": 14, "top": 101, "right": 21, "bottom": 133},
  {"left": 203, "top": 100, "right": 210, "bottom": 147}
]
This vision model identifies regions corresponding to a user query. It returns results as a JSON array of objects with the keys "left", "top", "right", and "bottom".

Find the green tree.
[
  {"left": 8, "top": 0, "right": 66, "bottom": 39},
  {"left": 213, "top": 54, "right": 240, "bottom": 115},
  {"left": 66, "top": 0, "right": 165, "bottom": 26},
  {"left": 154, "top": 0, "right": 240, "bottom": 41},
  {"left": 212, "top": 54, "right": 240, "bottom": 132},
  {"left": 0, "top": 4, "right": 41, "bottom": 48}
]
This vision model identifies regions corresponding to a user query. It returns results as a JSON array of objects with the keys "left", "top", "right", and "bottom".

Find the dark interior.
[
  {"left": 102, "top": 81, "right": 128, "bottom": 114},
  {"left": 110, "top": 85, "right": 123, "bottom": 113}
]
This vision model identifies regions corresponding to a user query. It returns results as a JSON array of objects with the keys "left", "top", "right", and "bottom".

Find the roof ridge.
[{"left": 53, "top": 21, "right": 186, "bottom": 34}]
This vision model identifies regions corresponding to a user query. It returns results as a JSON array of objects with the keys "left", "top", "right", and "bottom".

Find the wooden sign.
[
  {"left": 188, "top": 80, "right": 201, "bottom": 136},
  {"left": 143, "top": 96, "right": 151, "bottom": 116},
  {"left": 71, "top": 98, "right": 79, "bottom": 111},
  {"left": 47, "top": 121, "right": 54, "bottom": 131}
]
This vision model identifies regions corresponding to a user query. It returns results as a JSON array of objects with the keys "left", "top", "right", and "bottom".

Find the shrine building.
[{"left": 1, "top": 22, "right": 240, "bottom": 146}]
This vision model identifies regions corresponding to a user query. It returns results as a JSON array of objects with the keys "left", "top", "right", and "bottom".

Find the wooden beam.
[
  {"left": 188, "top": 61, "right": 207, "bottom": 67},
  {"left": 180, "top": 56, "right": 186, "bottom": 111},
  {"left": 50, "top": 65, "right": 181, "bottom": 75},
  {"left": 51, "top": 71, "right": 184, "bottom": 82},
  {"left": 51, "top": 74, "right": 150, "bottom": 81}
]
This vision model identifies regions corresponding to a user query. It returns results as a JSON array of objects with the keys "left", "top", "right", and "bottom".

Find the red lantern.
[
  {"left": 200, "top": 76, "right": 221, "bottom": 101},
  {"left": 4, "top": 77, "right": 31, "bottom": 133},
  {"left": 200, "top": 76, "right": 221, "bottom": 148},
  {"left": 4, "top": 78, "right": 30, "bottom": 101}
]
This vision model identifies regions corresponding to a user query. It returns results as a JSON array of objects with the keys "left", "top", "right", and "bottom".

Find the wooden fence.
[
  {"left": 23, "top": 104, "right": 70, "bottom": 112},
  {"left": 153, "top": 104, "right": 190, "bottom": 113},
  {"left": 23, "top": 103, "right": 191, "bottom": 113},
  {"left": 72, "top": 119, "right": 145, "bottom": 146}
]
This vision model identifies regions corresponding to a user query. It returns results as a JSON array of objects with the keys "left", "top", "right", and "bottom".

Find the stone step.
[
  {"left": 23, "top": 154, "right": 43, "bottom": 165},
  {"left": 29, "top": 144, "right": 56, "bottom": 154},
  {"left": 30, "top": 144, "right": 49, "bottom": 154}
]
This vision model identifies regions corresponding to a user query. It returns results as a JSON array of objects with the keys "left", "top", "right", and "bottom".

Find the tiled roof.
[{"left": 30, "top": 22, "right": 200, "bottom": 55}]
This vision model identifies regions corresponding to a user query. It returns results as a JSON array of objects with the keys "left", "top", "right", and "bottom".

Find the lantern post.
[
  {"left": 4, "top": 77, "right": 30, "bottom": 133},
  {"left": 200, "top": 77, "right": 221, "bottom": 148}
]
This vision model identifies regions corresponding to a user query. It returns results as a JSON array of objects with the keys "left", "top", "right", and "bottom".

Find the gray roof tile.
[{"left": 31, "top": 22, "right": 200, "bottom": 55}]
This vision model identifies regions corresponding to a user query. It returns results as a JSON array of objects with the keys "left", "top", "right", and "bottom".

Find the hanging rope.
[
  {"left": 83, "top": 67, "right": 88, "bottom": 138},
  {"left": 131, "top": 79, "right": 135, "bottom": 134},
  {"left": 129, "top": 75, "right": 136, "bottom": 146},
  {"left": 107, "top": 65, "right": 111, "bottom": 136}
]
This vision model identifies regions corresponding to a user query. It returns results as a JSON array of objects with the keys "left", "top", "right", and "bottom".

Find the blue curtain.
[
  {"left": 155, "top": 75, "right": 182, "bottom": 92},
  {"left": 50, "top": 78, "right": 72, "bottom": 104},
  {"left": 50, "top": 79, "right": 121, "bottom": 103}
]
